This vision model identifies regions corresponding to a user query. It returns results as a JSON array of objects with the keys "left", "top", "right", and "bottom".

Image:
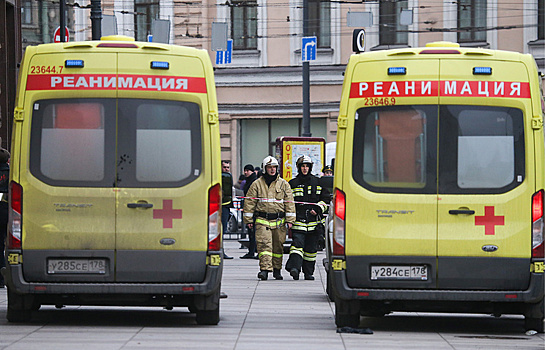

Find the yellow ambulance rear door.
[
  {"left": 21, "top": 49, "right": 118, "bottom": 282},
  {"left": 344, "top": 57, "right": 440, "bottom": 288},
  {"left": 436, "top": 58, "right": 534, "bottom": 290},
  {"left": 114, "top": 49, "right": 211, "bottom": 282}
]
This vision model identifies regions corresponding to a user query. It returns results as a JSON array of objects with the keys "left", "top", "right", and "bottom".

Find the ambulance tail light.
[
  {"left": 8, "top": 181, "right": 22, "bottom": 249},
  {"left": 333, "top": 188, "right": 345, "bottom": 256},
  {"left": 532, "top": 190, "right": 544, "bottom": 258},
  {"left": 208, "top": 184, "right": 221, "bottom": 251}
]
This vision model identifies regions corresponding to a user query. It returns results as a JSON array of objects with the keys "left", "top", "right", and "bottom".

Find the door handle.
[
  {"left": 449, "top": 209, "right": 475, "bottom": 215},
  {"left": 127, "top": 202, "right": 153, "bottom": 209}
]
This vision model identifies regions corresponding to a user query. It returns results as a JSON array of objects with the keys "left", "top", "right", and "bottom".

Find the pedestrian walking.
[
  {"left": 240, "top": 164, "right": 258, "bottom": 259},
  {"left": 221, "top": 160, "right": 234, "bottom": 259},
  {"left": 285, "top": 155, "right": 330, "bottom": 280},
  {"left": 243, "top": 156, "right": 295, "bottom": 280}
]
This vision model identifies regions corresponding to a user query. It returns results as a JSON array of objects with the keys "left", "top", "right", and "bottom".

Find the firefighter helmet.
[
  {"left": 296, "top": 155, "right": 313, "bottom": 173},
  {"left": 262, "top": 156, "right": 279, "bottom": 169}
]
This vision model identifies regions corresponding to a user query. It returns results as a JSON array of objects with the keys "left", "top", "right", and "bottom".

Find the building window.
[
  {"left": 458, "top": 0, "right": 487, "bottom": 43},
  {"left": 308, "top": 0, "right": 330, "bottom": 48},
  {"left": 21, "top": 0, "right": 33, "bottom": 25},
  {"left": 379, "top": 0, "right": 408, "bottom": 46},
  {"left": 539, "top": 0, "right": 544, "bottom": 40},
  {"left": 231, "top": 0, "right": 258, "bottom": 49},
  {"left": 134, "top": 0, "right": 159, "bottom": 42}
]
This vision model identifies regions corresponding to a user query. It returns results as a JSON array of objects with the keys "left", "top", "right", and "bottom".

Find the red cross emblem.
[
  {"left": 153, "top": 199, "right": 182, "bottom": 229},
  {"left": 475, "top": 206, "right": 504, "bottom": 235}
]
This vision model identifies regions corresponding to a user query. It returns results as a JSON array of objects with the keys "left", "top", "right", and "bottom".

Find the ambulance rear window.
[
  {"left": 30, "top": 99, "right": 114, "bottom": 185},
  {"left": 352, "top": 105, "right": 438, "bottom": 194},
  {"left": 352, "top": 104, "right": 524, "bottom": 194},
  {"left": 30, "top": 98, "right": 202, "bottom": 188},
  {"left": 438, "top": 105, "right": 524, "bottom": 194}
]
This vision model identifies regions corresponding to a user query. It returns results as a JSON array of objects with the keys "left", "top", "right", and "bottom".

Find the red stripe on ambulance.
[
  {"left": 350, "top": 80, "right": 530, "bottom": 99},
  {"left": 25, "top": 74, "right": 207, "bottom": 93}
]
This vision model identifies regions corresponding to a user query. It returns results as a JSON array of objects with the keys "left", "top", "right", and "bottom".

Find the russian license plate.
[
  {"left": 371, "top": 265, "right": 428, "bottom": 280},
  {"left": 48, "top": 259, "right": 106, "bottom": 274}
]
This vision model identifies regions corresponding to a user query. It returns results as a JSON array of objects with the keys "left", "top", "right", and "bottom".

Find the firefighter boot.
[
  {"left": 273, "top": 269, "right": 283, "bottom": 280},
  {"left": 290, "top": 268, "right": 300, "bottom": 280},
  {"left": 304, "top": 274, "right": 315, "bottom": 280},
  {"left": 257, "top": 270, "right": 269, "bottom": 280}
]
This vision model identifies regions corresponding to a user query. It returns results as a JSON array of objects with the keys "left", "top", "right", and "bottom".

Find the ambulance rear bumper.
[
  {"left": 331, "top": 269, "right": 544, "bottom": 303},
  {"left": 1, "top": 262, "right": 222, "bottom": 297}
]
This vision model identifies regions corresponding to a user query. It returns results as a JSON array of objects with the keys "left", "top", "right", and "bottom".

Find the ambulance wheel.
[
  {"left": 195, "top": 307, "right": 220, "bottom": 325},
  {"left": 6, "top": 289, "right": 33, "bottom": 322},
  {"left": 524, "top": 299, "right": 544, "bottom": 333},
  {"left": 334, "top": 299, "right": 360, "bottom": 328}
]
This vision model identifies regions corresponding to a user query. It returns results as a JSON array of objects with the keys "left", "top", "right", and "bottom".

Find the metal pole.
[
  {"left": 59, "top": 0, "right": 65, "bottom": 42},
  {"left": 91, "top": 0, "right": 102, "bottom": 40},
  {"left": 302, "top": 0, "right": 311, "bottom": 137}
]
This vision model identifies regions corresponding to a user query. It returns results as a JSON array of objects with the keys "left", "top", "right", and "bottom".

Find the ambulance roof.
[
  {"left": 30, "top": 36, "right": 208, "bottom": 59},
  {"left": 351, "top": 41, "right": 532, "bottom": 63}
]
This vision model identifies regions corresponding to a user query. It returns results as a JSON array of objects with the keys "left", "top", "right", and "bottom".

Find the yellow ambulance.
[
  {"left": 1, "top": 36, "right": 223, "bottom": 325},
  {"left": 327, "top": 41, "right": 545, "bottom": 332}
]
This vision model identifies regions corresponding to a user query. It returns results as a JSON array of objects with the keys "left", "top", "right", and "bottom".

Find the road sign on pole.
[
  {"left": 225, "top": 39, "right": 233, "bottom": 64},
  {"left": 53, "top": 26, "right": 69, "bottom": 43},
  {"left": 215, "top": 39, "right": 233, "bottom": 65},
  {"left": 302, "top": 36, "right": 317, "bottom": 62}
]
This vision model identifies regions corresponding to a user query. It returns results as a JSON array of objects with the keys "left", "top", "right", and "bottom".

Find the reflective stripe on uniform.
[
  {"left": 293, "top": 220, "right": 320, "bottom": 232},
  {"left": 317, "top": 200, "right": 327, "bottom": 213},
  {"left": 290, "top": 246, "right": 304, "bottom": 257},
  {"left": 259, "top": 251, "right": 273, "bottom": 257},
  {"left": 255, "top": 217, "right": 286, "bottom": 228},
  {"left": 303, "top": 251, "right": 317, "bottom": 262},
  {"left": 286, "top": 212, "right": 296, "bottom": 218},
  {"left": 272, "top": 253, "right": 283, "bottom": 258},
  {"left": 244, "top": 212, "right": 254, "bottom": 218}
]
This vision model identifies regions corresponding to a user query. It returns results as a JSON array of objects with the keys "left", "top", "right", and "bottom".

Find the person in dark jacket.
[
  {"left": 221, "top": 160, "right": 234, "bottom": 259},
  {"left": 285, "top": 155, "right": 330, "bottom": 280},
  {"left": 0, "top": 148, "right": 9, "bottom": 288},
  {"left": 240, "top": 164, "right": 258, "bottom": 259}
]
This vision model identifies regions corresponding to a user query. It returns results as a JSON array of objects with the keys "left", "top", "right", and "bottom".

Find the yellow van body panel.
[
  {"left": 5, "top": 39, "right": 223, "bottom": 311},
  {"left": 333, "top": 44, "right": 544, "bottom": 290},
  {"left": 330, "top": 44, "right": 544, "bottom": 329}
]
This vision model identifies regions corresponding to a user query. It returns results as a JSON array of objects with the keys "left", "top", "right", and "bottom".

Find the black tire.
[
  {"left": 334, "top": 299, "right": 360, "bottom": 328},
  {"left": 195, "top": 308, "right": 220, "bottom": 325},
  {"left": 524, "top": 299, "right": 544, "bottom": 333},
  {"left": 6, "top": 289, "right": 33, "bottom": 323}
]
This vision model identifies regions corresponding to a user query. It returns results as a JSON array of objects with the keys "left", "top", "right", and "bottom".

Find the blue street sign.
[
  {"left": 225, "top": 39, "right": 233, "bottom": 64},
  {"left": 216, "top": 51, "right": 224, "bottom": 65},
  {"left": 302, "top": 36, "right": 317, "bottom": 62},
  {"left": 147, "top": 34, "right": 153, "bottom": 42},
  {"left": 215, "top": 39, "right": 233, "bottom": 65}
]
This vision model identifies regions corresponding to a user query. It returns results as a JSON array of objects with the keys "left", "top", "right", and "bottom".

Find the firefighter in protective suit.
[
  {"left": 243, "top": 156, "right": 296, "bottom": 280},
  {"left": 285, "top": 155, "right": 330, "bottom": 280}
]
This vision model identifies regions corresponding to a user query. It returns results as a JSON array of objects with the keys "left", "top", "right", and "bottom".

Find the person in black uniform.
[
  {"left": 285, "top": 155, "right": 330, "bottom": 280},
  {"left": 240, "top": 164, "right": 258, "bottom": 259},
  {"left": 0, "top": 148, "right": 10, "bottom": 288}
]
